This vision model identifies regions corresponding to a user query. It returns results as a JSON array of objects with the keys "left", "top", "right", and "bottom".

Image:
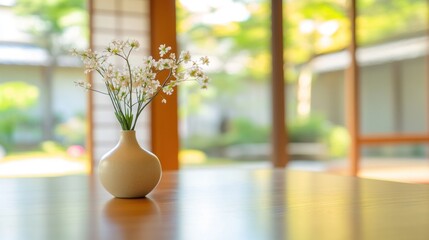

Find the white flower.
[
  {"left": 174, "top": 72, "right": 186, "bottom": 81},
  {"left": 74, "top": 80, "right": 91, "bottom": 89},
  {"left": 129, "top": 39, "right": 140, "bottom": 48},
  {"left": 163, "top": 85, "right": 174, "bottom": 95},
  {"left": 188, "top": 65, "right": 201, "bottom": 77},
  {"left": 157, "top": 59, "right": 174, "bottom": 70},
  {"left": 159, "top": 44, "right": 171, "bottom": 57},
  {"left": 72, "top": 39, "right": 209, "bottom": 131},
  {"left": 200, "top": 56, "right": 210, "bottom": 65},
  {"left": 180, "top": 51, "right": 191, "bottom": 63},
  {"left": 143, "top": 56, "right": 155, "bottom": 68}
]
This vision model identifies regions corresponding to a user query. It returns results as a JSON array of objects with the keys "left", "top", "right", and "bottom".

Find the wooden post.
[
  {"left": 347, "top": 0, "right": 360, "bottom": 175},
  {"left": 149, "top": 0, "right": 179, "bottom": 171},
  {"left": 271, "top": 0, "right": 288, "bottom": 168}
]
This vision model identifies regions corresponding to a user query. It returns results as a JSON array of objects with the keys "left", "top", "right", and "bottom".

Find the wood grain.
[{"left": 1, "top": 169, "right": 429, "bottom": 240}]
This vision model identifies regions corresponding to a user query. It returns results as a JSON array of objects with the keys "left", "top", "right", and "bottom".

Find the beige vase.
[{"left": 98, "top": 130, "right": 162, "bottom": 198}]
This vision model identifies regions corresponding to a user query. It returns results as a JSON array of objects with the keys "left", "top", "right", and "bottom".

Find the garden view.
[{"left": 0, "top": 0, "right": 428, "bottom": 176}]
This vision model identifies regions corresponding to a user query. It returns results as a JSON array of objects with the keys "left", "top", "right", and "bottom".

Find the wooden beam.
[
  {"left": 271, "top": 0, "right": 288, "bottom": 168},
  {"left": 347, "top": 0, "right": 360, "bottom": 176},
  {"left": 149, "top": 0, "right": 179, "bottom": 171},
  {"left": 360, "top": 134, "right": 429, "bottom": 145}
]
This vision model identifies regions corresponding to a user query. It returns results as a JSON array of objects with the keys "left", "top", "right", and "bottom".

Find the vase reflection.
[{"left": 102, "top": 198, "right": 163, "bottom": 239}]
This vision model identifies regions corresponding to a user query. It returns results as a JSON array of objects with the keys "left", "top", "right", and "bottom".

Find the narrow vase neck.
[{"left": 119, "top": 130, "right": 140, "bottom": 147}]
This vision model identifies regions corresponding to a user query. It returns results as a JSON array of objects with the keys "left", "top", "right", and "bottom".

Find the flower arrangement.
[{"left": 71, "top": 39, "right": 209, "bottom": 130}]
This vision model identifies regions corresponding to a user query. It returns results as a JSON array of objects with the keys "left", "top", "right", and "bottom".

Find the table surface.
[{"left": 1, "top": 168, "right": 429, "bottom": 240}]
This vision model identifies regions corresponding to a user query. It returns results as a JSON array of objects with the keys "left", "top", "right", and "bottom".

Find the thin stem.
[
  {"left": 131, "top": 69, "right": 173, "bottom": 130},
  {"left": 115, "top": 48, "right": 135, "bottom": 128},
  {"left": 106, "top": 83, "right": 130, "bottom": 130},
  {"left": 85, "top": 88, "right": 109, "bottom": 95}
]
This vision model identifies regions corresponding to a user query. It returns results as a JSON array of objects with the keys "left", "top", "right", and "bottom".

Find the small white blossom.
[
  {"left": 72, "top": 39, "right": 209, "bottom": 130},
  {"left": 180, "top": 51, "right": 191, "bottom": 63},
  {"left": 129, "top": 39, "right": 140, "bottom": 48},
  {"left": 74, "top": 80, "right": 91, "bottom": 89},
  {"left": 157, "top": 59, "right": 174, "bottom": 70},
  {"left": 163, "top": 85, "right": 174, "bottom": 95},
  {"left": 143, "top": 56, "right": 155, "bottom": 68},
  {"left": 159, "top": 44, "right": 171, "bottom": 57},
  {"left": 200, "top": 56, "right": 210, "bottom": 65}
]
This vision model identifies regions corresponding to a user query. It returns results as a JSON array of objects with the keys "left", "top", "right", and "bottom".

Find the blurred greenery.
[
  {"left": 357, "top": 0, "right": 427, "bottom": 45},
  {"left": 183, "top": 118, "right": 270, "bottom": 151},
  {"left": 287, "top": 115, "right": 331, "bottom": 143},
  {"left": 178, "top": 0, "right": 427, "bottom": 93},
  {"left": 0, "top": 82, "right": 39, "bottom": 111},
  {"left": 55, "top": 114, "right": 86, "bottom": 147},
  {"left": 327, "top": 126, "right": 350, "bottom": 158},
  {"left": 228, "top": 118, "right": 270, "bottom": 145},
  {"left": 13, "top": 0, "right": 88, "bottom": 141},
  {"left": 182, "top": 115, "right": 349, "bottom": 159},
  {"left": 177, "top": 0, "right": 426, "bottom": 162},
  {"left": 40, "top": 141, "right": 65, "bottom": 154},
  {"left": 177, "top": 0, "right": 428, "bottom": 162},
  {"left": 0, "top": 82, "right": 39, "bottom": 152},
  {"left": 14, "top": 0, "right": 87, "bottom": 53},
  {"left": 363, "top": 144, "right": 427, "bottom": 158}
]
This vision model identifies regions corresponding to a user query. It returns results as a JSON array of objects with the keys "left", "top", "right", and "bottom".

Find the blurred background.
[
  {"left": 0, "top": 0, "right": 89, "bottom": 177},
  {"left": 1, "top": 0, "right": 429, "bottom": 182}
]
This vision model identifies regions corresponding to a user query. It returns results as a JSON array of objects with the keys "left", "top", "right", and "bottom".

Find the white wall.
[{"left": 313, "top": 56, "right": 428, "bottom": 135}]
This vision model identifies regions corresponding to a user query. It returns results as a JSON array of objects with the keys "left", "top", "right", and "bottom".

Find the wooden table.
[{"left": 1, "top": 168, "right": 429, "bottom": 240}]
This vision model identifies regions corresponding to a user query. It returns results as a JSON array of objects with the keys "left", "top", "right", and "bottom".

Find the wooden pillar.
[
  {"left": 271, "top": 0, "right": 288, "bottom": 168},
  {"left": 150, "top": 0, "right": 179, "bottom": 171},
  {"left": 347, "top": 0, "right": 360, "bottom": 175}
]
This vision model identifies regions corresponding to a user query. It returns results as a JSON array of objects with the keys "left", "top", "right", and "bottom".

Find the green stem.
[{"left": 131, "top": 69, "right": 173, "bottom": 130}]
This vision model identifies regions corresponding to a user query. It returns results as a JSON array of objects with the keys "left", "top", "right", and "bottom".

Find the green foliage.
[
  {"left": 288, "top": 116, "right": 351, "bottom": 158},
  {"left": 184, "top": 115, "right": 350, "bottom": 159},
  {"left": 363, "top": 144, "right": 426, "bottom": 158},
  {"left": 0, "top": 82, "right": 39, "bottom": 111},
  {"left": 288, "top": 115, "right": 330, "bottom": 143},
  {"left": 14, "top": 0, "right": 88, "bottom": 53},
  {"left": 298, "top": 0, "right": 346, "bottom": 19},
  {"left": 14, "top": 0, "right": 87, "bottom": 34},
  {"left": 183, "top": 118, "right": 270, "bottom": 151},
  {"left": 177, "top": 0, "right": 425, "bottom": 159},
  {"left": 285, "top": 0, "right": 349, "bottom": 66},
  {"left": 40, "top": 141, "right": 65, "bottom": 154},
  {"left": 180, "top": 0, "right": 427, "bottom": 83},
  {"left": 0, "top": 82, "right": 39, "bottom": 151},
  {"left": 55, "top": 115, "right": 86, "bottom": 146},
  {"left": 357, "top": 0, "right": 427, "bottom": 45},
  {"left": 327, "top": 126, "right": 349, "bottom": 158},
  {"left": 228, "top": 118, "right": 270, "bottom": 145}
]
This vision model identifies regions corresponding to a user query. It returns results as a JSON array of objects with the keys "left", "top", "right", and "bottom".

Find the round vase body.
[{"left": 98, "top": 131, "right": 162, "bottom": 198}]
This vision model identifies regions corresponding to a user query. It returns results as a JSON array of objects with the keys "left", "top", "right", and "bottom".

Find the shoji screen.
[{"left": 89, "top": 0, "right": 151, "bottom": 162}]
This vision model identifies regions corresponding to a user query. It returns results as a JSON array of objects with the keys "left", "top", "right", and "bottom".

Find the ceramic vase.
[{"left": 98, "top": 130, "right": 162, "bottom": 198}]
